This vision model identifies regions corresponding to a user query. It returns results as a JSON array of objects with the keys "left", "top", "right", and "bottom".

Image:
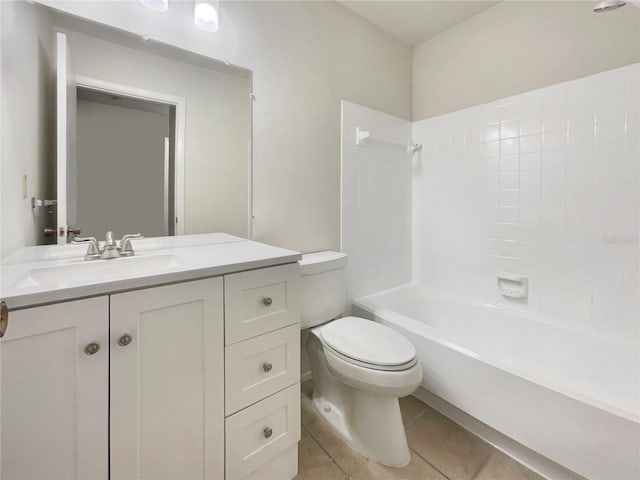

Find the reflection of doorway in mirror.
[{"left": 72, "top": 78, "right": 186, "bottom": 241}]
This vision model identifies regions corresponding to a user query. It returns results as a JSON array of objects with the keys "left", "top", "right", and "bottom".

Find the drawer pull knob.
[
  {"left": 84, "top": 342, "right": 101, "bottom": 355},
  {"left": 262, "top": 297, "right": 273, "bottom": 307},
  {"left": 118, "top": 334, "right": 133, "bottom": 347},
  {"left": 262, "top": 362, "right": 273, "bottom": 373},
  {"left": 263, "top": 427, "right": 273, "bottom": 439}
]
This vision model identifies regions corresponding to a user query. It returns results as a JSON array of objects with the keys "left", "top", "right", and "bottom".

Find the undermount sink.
[{"left": 10, "top": 254, "right": 185, "bottom": 290}]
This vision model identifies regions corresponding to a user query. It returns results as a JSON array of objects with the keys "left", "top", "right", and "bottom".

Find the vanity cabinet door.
[
  {"left": 110, "top": 278, "right": 224, "bottom": 480},
  {"left": 1, "top": 297, "right": 109, "bottom": 480}
]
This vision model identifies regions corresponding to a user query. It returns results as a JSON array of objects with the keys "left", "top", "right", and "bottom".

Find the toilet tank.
[{"left": 298, "top": 251, "right": 348, "bottom": 329}]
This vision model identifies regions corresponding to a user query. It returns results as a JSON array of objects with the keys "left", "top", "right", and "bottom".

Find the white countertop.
[{"left": 1, "top": 233, "right": 301, "bottom": 310}]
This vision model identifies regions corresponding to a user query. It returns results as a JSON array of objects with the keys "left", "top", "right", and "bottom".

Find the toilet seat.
[
  {"left": 323, "top": 342, "right": 418, "bottom": 371},
  {"left": 321, "top": 338, "right": 423, "bottom": 398},
  {"left": 318, "top": 316, "right": 417, "bottom": 371}
]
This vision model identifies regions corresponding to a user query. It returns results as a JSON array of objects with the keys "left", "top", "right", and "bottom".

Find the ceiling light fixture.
[
  {"left": 593, "top": 0, "right": 640, "bottom": 11},
  {"left": 194, "top": 0, "right": 219, "bottom": 32},
  {"left": 140, "top": 0, "right": 168, "bottom": 12},
  {"left": 593, "top": 0, "right": 626, "bottom": 12}
]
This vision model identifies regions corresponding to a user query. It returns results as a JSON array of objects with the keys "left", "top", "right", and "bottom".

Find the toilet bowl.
[{"left": 299, "top": 252, "right": 422, "bottom": 467}]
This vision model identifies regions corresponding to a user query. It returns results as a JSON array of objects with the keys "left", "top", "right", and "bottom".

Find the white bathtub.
[{"left": 353, "top": 285, "right": 640, "bottom": 480}]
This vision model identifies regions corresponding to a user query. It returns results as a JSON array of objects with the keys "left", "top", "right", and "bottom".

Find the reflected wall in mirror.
[
  {"left": 76, "top": 86, "right": 175, "bottom": 239},
  {"left": 1, "top": 0, "right": 252, "bottom": 253}
]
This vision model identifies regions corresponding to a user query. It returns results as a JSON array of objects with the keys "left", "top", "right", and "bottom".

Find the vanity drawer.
[
  {"left": 225, "top": 324, "right": 300, "bottom": 415},
  {"left": 243, "top": 445, "right": 298, "bottom": 480},
  {"left": 225, "top": 384, "right": 301, "bottom": 480},
  {"left": 224, "top": 263, "right": 300, "bottom": 344}
]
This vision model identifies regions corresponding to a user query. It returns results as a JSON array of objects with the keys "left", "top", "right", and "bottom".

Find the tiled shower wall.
[{"left": 413, "top": 64, "right": 639, "bottom": 342}]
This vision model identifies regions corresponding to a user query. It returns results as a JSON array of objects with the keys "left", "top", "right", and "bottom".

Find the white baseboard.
[
  {"left": 300, "top": 370, "right": 312, "bottom": 383},
  {"left": 413, "top": 387, "right": 585, "bottom": 480}
]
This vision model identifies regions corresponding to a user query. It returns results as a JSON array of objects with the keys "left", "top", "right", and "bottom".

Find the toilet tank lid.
[{"left": 299, "top": 251, "right": 347, "bottom": 275}]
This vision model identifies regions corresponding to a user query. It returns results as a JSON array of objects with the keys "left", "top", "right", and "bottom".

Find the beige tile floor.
[{"left": 296, "top": 381, "right": 544, "bottom": 480}]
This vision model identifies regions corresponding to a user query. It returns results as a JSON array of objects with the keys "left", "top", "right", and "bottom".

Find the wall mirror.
[{"left": 4, "top": 1, "right": 252, "bottom": 246}]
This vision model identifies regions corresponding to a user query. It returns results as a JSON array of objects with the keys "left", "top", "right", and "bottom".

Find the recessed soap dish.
[{"left": 497, "top": 272, "right": 528, "bottom": 299}]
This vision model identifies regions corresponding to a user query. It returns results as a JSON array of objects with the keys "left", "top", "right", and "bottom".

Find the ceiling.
[{"left": 337, "top": 1, "right": 501, "bottom": 46}]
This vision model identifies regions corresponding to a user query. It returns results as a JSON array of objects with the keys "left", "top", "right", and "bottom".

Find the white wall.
[
  {"left": 76, "top": 100, "right": 169, "bottom": 238},
  {"left": 413, "top": 1, "right": 640, "bottom": 120},
  {"left": 341, "top": 101, "right": 413, "bottom": 303},
  {"left": 0, "top": 1, "right": 55, "bottom": 259},
  {"left": 64, "top": 30, "right": 251, "bottom": 238},
  {"left": 36, "top": 0, "right": 413, "bottom": 254},
  {"left": 413, "top": 64, "right": 639, "bottom": 342}
]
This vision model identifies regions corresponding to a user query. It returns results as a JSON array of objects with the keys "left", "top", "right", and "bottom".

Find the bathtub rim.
[
  {"left": 353, "top": 283, "right": 640, "bottom": 424},
  {"left": 355, "top": 283, "right": 637, "bottom": 348}
]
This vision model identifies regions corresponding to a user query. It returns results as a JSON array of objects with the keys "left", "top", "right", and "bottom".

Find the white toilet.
[{"left": 299, "top": 251, "right": 422, "bottom": 467}]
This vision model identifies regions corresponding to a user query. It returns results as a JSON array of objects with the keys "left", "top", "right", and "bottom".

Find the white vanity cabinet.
[
  {"left": 1, "top": 259, "right": 300, "bottom": 480},
  {"left": 1, "top": 297, "right": 109, "bottom": 480}
]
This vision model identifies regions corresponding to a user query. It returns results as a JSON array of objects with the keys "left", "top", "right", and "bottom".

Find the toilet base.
[
  {"left": 311, "top": 389, "right": 411, "bottom": 468},
  {"left": 307, "top": 331, "right": 412, "bottom": 467}
]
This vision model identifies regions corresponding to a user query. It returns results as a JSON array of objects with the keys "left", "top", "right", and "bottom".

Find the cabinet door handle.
[
  {"left": 0, "top": 301, "right": 8, "bottom": 338},
  {"left": 262, "top": 297, "right": 273, "bottom": 307},
  {"left": 263, "top": 427, "right": 273, "bottom": 439},
  {"left": 84, "top": 342, "right": 101, "bottom": 355},
  {"left": 262, "top": 362, "right": 273, "bottom": 373},
  {"left": 118, "top": 334, "right": 133, "bottom": 347}
]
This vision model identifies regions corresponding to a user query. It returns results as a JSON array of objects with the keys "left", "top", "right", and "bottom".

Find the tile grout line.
[
  {"left": 404, "top": 408, "right": 428, "bottom": 429},
  {"left": 303, "top": 416, "right": 318, "bottom": 428},
  {"left": 408, "top": 447, "right": 451, "bottom": 480},
  {"left": 404, "top": 406, "right": 452, "bottom": 479},
  {"left": 469, "top": 451, "right": 493, "bottom": 480},
  {"left": 302, "top": 422, "right": 351, "bottom": 478},
  {"left": 405, "top": 399, "right": 508, "bottom": 480}
]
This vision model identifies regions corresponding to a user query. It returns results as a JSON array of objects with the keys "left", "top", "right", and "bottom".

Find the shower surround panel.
[{"left": 412, "top": 63, "right": 639, "bottom": 343}]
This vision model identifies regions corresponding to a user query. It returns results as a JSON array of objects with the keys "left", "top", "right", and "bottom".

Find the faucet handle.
[
  {"left": 119, "top": 233, "right": 143, "bottom": 256},
  {"left": 73, "top": 235, "right": 98, "bottom": 247},
  {"left": 72, "top": 236, "right": 101, "bottom": 259}
]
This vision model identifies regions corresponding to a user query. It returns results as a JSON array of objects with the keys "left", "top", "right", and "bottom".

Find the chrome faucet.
[
  {"left": 101, "top": 231, "right": 120, "bottom": 259},
  {"left": 73, "top": 231, "right": 144, "bottom": 260}
]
